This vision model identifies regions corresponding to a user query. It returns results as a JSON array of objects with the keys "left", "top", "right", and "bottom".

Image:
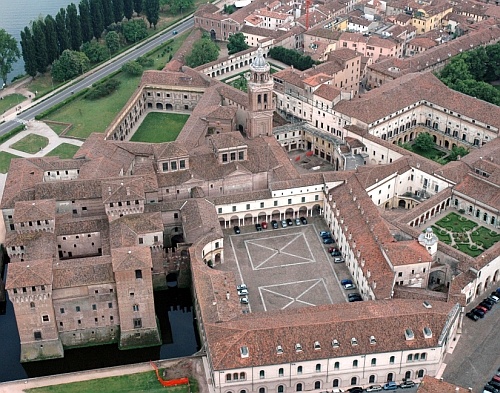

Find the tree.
[
  {"left": 32, "top": 20, "right": 49, "bottom": 74},
  {"left": 51, "top": 49, "right": 90, "bottom": 82},
  {"left": 185, "top": 36, "right": 220, "bottom": 68},
  {"left": 124, "top": 0, "right": 134, "bottom": 19},
  {"left": 79, "top": 0, "right": 93, "bottom": 43},
  {"left": 113, "top": 0, "right": 125, "bottom": 23},
  {"left": 105, "top": 31, "right": 120, "bottom": 54},
  {"left": 43, "top": 15, "right": 59, "bottom": 65},
  {"left": 134, "top": 0, "right": 143, "bottom": 15},
  {"left": 90, "top": 0, "right": 104, "bottom": 39},
  {"left": 55, "top": 8, "right": 70, "bottom": 55},
  {"left": 20, "top": 27, "right": 37, "bottom": 77},
  {"left": 227, "top": 33, "right": 249, "bottom": 55},
  {"left": 122, "top": 19, "right": 148, "bottom": 43},
  {"left": 413, "top": 132, "right": 434, "bottom": 151},
  {"left": 164, "top": 0, "right": 193, "bottom": 14},
  {"left": 66, "top": 3, "right": 82, "bottom": 51},
  {"left": 82, "top": 40, "right": 108, "bottom": 63},
  {"left": 448, "top": 146, "right": 469, "bottom": 161},
  {"left": 144, "top": 0, "right": 160, "bottom": 28},
  {"left": 121, "top": 60, "right": 143, "bottom": 75},
  {"left": 101, "top": 0, "right": 114, "bottom": 28},
  {"left": 0, "top": 29, "right": 21, "bottom": 85}
]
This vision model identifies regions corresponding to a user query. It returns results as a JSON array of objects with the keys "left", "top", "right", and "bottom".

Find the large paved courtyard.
[{"left": 219, "top": 217, "right": 353, "bottom": 313}]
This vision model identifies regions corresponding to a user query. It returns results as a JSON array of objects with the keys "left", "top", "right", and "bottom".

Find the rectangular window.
[
  {"left": 34, "top": 331, "right": 42, "bottom": 340},
  {"left": 133, "top": 304, "right": 139, "bottom": 312},
  {"left": 135, "top": 270, "right": 142, "bottom": 279},
  {"left": 274, "top": 201, "right": 278, "bottom": 206},
  {"left": 171, "top": 161, "right": 177, "bottom": 170},
  {"left": 133, "top": 318, "right": 142, "bottom": 328},
  {"left": 162, "top": 162, "right": 168, "bottom": 171},
  {"left": 260, "top": 202, "right": 264, "bottom": 208},
  {"left": 222, "top": 154, "right": 228, "bottom": 162},
  {"left": 246, "top": 204, "right": 250, "bottom": 210},
  {"left": 238, "top": 151, "right": 244, "bottom": 160},
  {"left": 288, "top": 199, "right": 292, "bottom": 204},
  {"left": 139, "top": 238, "right": 143, "bottom": 244},
  {"left": 230, "top": 152, "right": 236, "bottom": 161},
  {"left": 179, "top": 160, "right": 185, "bottom": 169},
  {"left": 92, "top": 304, "right": 97, "bottom": 311},
  {"left": 76, "top": 306, "right": 81, "bottom": 312},
  {"left": 60, "top": 308, "right": 65, "bottom": 314},
  {"left": 42, "top": 315, "right": 49, "bottom": 322},
  {"left": 108, "top": 302, "right": 113, "bottom": 309}
]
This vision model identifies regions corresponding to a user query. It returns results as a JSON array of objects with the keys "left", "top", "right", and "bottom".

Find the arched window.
[
  {"left": 279, "top": 368, "right": 284, "bottom": 377},
  {"left": 369, "top": 375, "right": 376, "bottom": 383},
  {"left": 421, "top": 353, "right": 426, "bottom": 360},
  {"left": 316, "top": 364, "right": 321, "bottom": 372},
  {"left": 259, "top": 388, "right": 265, "bottom": 393},
  {"left": 353, "top": 360, "right": 358, "bottom": 368},
  {"left": 389, "top": 356, "right": 395, "bottom": 364},
  {"left": 314, "top": 381, "right": 321, "bottom": 389},
  {"left": 334, "top": 362, "right": 340, "bottom": 370},
  {"left": 296, "top": 383, "right": 303, "bottom": 392},
  {"left": 226, "top": 374, "right": 231, "bottom": 382},
  {"left": 371, "top": 358, "right": 377, "bottom": 366},
  {"left": 407, "top": 354, "right": 413, "bottom": 362},
  {"left": 417, "top": 369, "right": 425, "bottom": 378},
  {"left": 297, "top": 366, "right": 302, "bottom": 375},
  {"left": 333, "top": 379, "right": 339, "bottom": 387},
  {"left": 240, "top": 390, "right": 246, "bottom": 393},
  {"left": 351, "top": 377, "right": 357, "bottom": 385},
  {"left": 259, "top": 370, "right": 265, "bottom": 379},
  {"left": 233, "top": 373, "right": 238, "bottom": 380},
  {"left": 405, "top": 371, "right": 411, "bottom": 380},
  {"left": 239, "top": 372, "right": 246, "bottom": 380},
  {"left": 30, "top": 302, "right": 35, "bottom": 308},
  {"left": 414, "top": 354, "right": 419, "bottom": 361},
  {"left": 387, "top": 373, "right": 394, "bottom": 382},
  {"left": 278, "top": 385, "right": 284, "bottom": 393}
]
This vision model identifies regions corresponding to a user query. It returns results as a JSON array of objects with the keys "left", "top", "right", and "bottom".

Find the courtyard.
[
  {"left": 432, "top": 211, "right": 500, "bottom": 257},
  {"left": 219, "top": 216, "right": 353, "bottom": 313}
]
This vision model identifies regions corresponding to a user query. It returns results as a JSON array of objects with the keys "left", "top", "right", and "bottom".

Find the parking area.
[{"left": 219, "top": 216, "right": 356, "bottom": 313}]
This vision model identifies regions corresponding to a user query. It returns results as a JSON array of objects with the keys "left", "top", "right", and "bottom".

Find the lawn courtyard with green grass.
[
  {"left": 10, "top": 134, "right": 49, "bottom": 154},
  {"left": 0, "top": 93, "right": 26, "bottom": 114},
  {"left": 130, "top": 113, "right": 189, "bottom": 143},
  {"left": 0, "top": 151, "right": 21, "bottom": 173},
  {"left": 45, "top": 143, "right": 81, "bottom": 159},
  {"left": 432, "top": 211, "right": 500, "bottom": 257}
]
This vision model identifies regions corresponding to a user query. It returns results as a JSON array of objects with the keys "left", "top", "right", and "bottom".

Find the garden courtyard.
[{"left": 431, "top": 211, "right": 500, "bottom": 257}]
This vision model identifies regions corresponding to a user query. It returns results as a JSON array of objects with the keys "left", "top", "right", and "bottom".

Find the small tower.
[
  {"left": 418, "top": 227, "right": 439, "bottom": 257},
  {"left": 247, "top": 47, "right": 274, "bottom": 139}
]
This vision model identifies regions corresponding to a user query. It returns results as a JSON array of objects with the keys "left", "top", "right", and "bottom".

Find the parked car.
[
  {"left": 237, "top": 284, "right": 247, "bottom": 291},
  {"left": 331, "top": 250, "right": 342, "bottom": 257},
  {"left": 323, "top": 237, "right": 334, "bottom": 244},
  {"left": 488, "top": 380, "right": 500, "bottom": 389},
  {"left": 488, "top": 294, "right": 499, "bottom": 303},
  {"left": 300, "top": 217, "right": 307, "bottom": 225},
  {"left": 484, "top": 385, "right": 500, "bottom": 393},
  {"left": 348, "top": 293, "right": 363, "bottom": 302},
  {"left": 482, "top": 297, "right": 495, "bottom": 306},
  {"left": 239, "top": 296, "right": 249, "bottom": 304},
  {"left": 261, "top": 221, "right": 268, "bottom": 229},
  {"left": 334, "top": 257, "right": 345, "bottom": 263},
  {"left": 466, "top": 311, "right": 479, "bottom": 321},
  {"left": 472, "top": 308, "right": 485, "bottom": 318},
  {"left": 493, "top": 375, "right": 500, "bottom": 383},
  {"left": 255, "top": 223, "right": 262, "bottom": 231},
  {"left": 295, "top": 218, "right": 301, "bottom": 226},
  {"left": 271, "top": 220, "right": 279, "bottom": 229},
  {"left": 281, "top": 220, "right": 287, "bottom": 228},
  {"left": 382, "top": 382, "right": 398, "bottom": 390},
  {"left": 233, "top": 226, "right": 241, "bottom": 234},
  {"left": 343, "top": 283, "right": 356, "bottom": 290},
  {"left": 286, "top": 218, "right": 293, "bottom": 226},
  {"left": 237, "top": 289, "right": 249, "bottom": 296},
  {"left": 476, "top": 305, "right": 489, "bottom": 313},
  {"left": 347, "top": 388, "right": 363, "bottom": 393},
  {"left": 366, "top": 386, "right": 383, "bottom": 392},
  {"left": 400, "top": 381, "right": 415, "bottom": 389},
  {"left": 480, "top": 301, "right": 493, "bottom": 310},
  {"left": 319, "top": 231, "right": 331, "bottom": 238},
  {"left": 340, "top": 279, "right": 352, "bottom": 286},
  {"left": 328, "top": 247, "right": 339, "bottom": 253}
]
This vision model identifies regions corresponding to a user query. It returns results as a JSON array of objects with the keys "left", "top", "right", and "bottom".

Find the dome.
[{"left": 251, "top": 47, "right": 269, "bottom": 70}]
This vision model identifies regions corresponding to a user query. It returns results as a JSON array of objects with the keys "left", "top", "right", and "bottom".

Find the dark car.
[
  {"left": 323, "top": 237, "right": 334, "bottom": 244},
  {"left": 348, "top": 293, "right": 363, "bottom": 302},
  {"left": 489, "top": 380, "right": 500, "bottom": 390},
  {"left": 341, "top": 279, "right": 353, "bottom": 286},
  {"left": 484, "top": 385, "right": 500, "bottom": 393},
  {"left": 476, "top": 305, "right": 489, "bottom": 313},
  {"left": 319, "top": 231, "right": 332, "bottom": 238},
  {"left": 300, "top": 217, "right": 307, "bottom": 225},
  {"left": 399, "top": 381, "right": 415, "bottom": 389},
  {"left": 465, "top": 311, "right": 479, "bottom": 321},
  {"left": 271, "top": 220, "right": 279, "bottom": 229},
  {"left": 233, "top": 226, "right": 241, "bottom": 234},
  {"left": 172, "top": 30, "right": 178, "bottom": 35},
  {"left": 480, "top": 301, "right": 493, "bottom": 310},
  {"left": 472, "top": 308, "right": 485, "bottom": 318},
  {"left": 483, "top": 297, "right": 495, "bottom": 305},
  {"left": 347, "top": 388, "right": 363, "bottom": 393},
  {"left": 255, "top": 223, "right": 262, "bottom": 231},
  {"left": 331, "top": 250, "right": 342, "bottom": 256},
  {"left": 286, "top": 218, "right": 293, "bottom": 226}
]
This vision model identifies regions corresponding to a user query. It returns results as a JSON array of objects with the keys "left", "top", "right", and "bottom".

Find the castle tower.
[{"left": 247, "top": 47, "right": 274, "bottom": 139}]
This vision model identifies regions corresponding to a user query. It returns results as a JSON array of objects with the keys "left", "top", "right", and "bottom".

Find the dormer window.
[
  {"left": 332, "top": 339, "right": 340, "bottom": 348},
  {"left": 405, "top": 329, "right": 414, "bottom": 340},
  {"left": 369, "top": 336, "right": 377, "bottom": 345},
  {"left": 351, "top": 338, "right": 358, "bottom": 346},
  {"left": 276, "top": 345, "right": 283, "bottom": 355},
  {"left": 240, "top": 346, "right": 249, "bottom": 358},
  {"left": 423, "top": 327, "right": 432, "bottom": 338},
  {"left": 314, "top": 341, "right": 321, "bottom": 350},
  {"left": 295, "top": 343, "right": 302, "bottom": 352}
]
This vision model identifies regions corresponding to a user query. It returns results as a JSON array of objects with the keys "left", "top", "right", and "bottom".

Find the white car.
[
  {"left": 343, "top": 283, "right": 356, "bottom": 290},
  {"left": 240, "top": 296, "right": 249, "bottom": 304},
  {"left": 366, "top": 385, "right": 382, "bottom": 392},
  {"left": 237, "top": 284, "right": 247, "bottom": 291},
  {"left": 238, "top": 289, "right": 249, "bottom": 296}
]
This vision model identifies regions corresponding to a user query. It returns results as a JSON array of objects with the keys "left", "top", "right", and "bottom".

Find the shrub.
[
  {"left": 121, "top": 61, "right": 143, "bottom": 76},
  {"left": 85, "top": 79, "right": 121, "bottom": 100},
  {"left": 136, "top": 56, "right": 154, "bottom": 67}
]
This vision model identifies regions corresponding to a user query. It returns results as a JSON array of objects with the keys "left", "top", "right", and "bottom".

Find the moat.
[{"left": 0, "top": 268, "right": 199, "bottom": 383}]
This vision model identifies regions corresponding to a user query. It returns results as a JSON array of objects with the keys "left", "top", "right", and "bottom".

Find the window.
[
  {"left": 135, "top": 270, "right": 142, "bottom": 279},
  {"left": 297, "top": 366, "right": 302, "bottom": 375},
  {"left": 260, "top": 370, "right": 265, "bottom": 379},
  {"left": 296, "top": 383, "right": 302, "bottom": 392},
  {"left": 108, "top": 303, "right": 113, "bottom": 309},
  {"left": 279, "top": 368, "right": 284, "bottom": 377},
  {"left": 278, "top": 386, "right": 284, "bottom": 393},
  {"left": 30, "top": 302, "right": 35, "bottom": 308},
  {"left": 179, "top": 160, "right": 185, "bottom": 169},
  {"left": 351, "top": 377, "right": 357, "bottom": 385},
  {"left": 42, "top": 315, "right": 49, "bottom": 322},
  {"left": 171, "top": 161, "right": 177, "bottom": 170},
  {"left": 314, "top": 381, "right": 321, "bottom": 389},
  {"left": 260, "top": 202, "right": 264, "bottom": 208},
  {"left": 162, "top": 162, "right": 168, "bottom": 171},
  {"left": 76, "top": 306, "right": 81, "bottom": 312},
  {"left": 288, "top": 199, "right": 292, "bottom": 204},
  {"left": 407, "top": 354, "right": 413, "bottom": 362},
  {"left": 239, "top": 151, "right": 244, "bottom": 160},
  {"left": 353, "top": 360, "right": 358, "bottom": 368},
  {"left": 92, "top": 304, "right": 97, "bottom": 311},
  {"left": 60, "top": 308, "right": 65, "bottom": 314},
  {"left": 421, "top": 352, "right": 426, "bottom": 360},
  {"left": 133, "top": 304, "right": 139, "bottom": 311},
  {"left": 333, "top": 379, "right": 339, "bottom": 387},
  {"left": 316, "top": 364, "right": 321, "bottom": 372},
  {"left": 226, "top": 374, "right": 231, "bottom": 382},
  {"left": 417, "top": 369, "right": 425, "bottom": 378},
  {"left": 231, "top": 152, "right": 236, "bottom": 161},
  {"left": 301, "top": 197, "right": 305, "bottom": 202},
  {"left": 133, "top": 318, "right": 142, "bottom": 328},
  {"left": 369, "top": 375, "right": 376, "bottom": 383},
  {"left": 389, "top": 356, "right": 395, "bottom": 364},
  {"left": 259, "top": 388, "right": 265, "bottom": 393},
  {"left": 239, "top": 372, "right": 246, "bottom": 380},
  {"left": 34, "top": 331, "right": 42, "bottom": 340},
  {"left": 334, "top": 362, "right": 339, "bottom": 370},
  {"left": 222, "top": 154, "right": 228, "bottom": 162}
]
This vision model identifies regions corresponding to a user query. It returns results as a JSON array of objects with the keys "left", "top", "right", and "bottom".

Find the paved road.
[
  {"left": 442, "top": 292, "right": 500, "bottom": 392},
  {"left": 0, "top": 17, "right": 194, "bottom": 136}
]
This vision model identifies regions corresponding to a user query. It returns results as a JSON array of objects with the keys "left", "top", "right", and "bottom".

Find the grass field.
[
  {"left": 45, "top": 143, "right": 81, "bottom": 159},
  {"left": 46, "top": 122, "right": 71, "bottom": 135},
  {"left": 130, "top": 113, "right": 189, "bottom": 142},
  {"left": 0, "top": 93, "right": 25, "bottom": 114},
  {"left": 26, "top": 372, "right": 198, "bottom": 393},
  {"left": 0, "top": 151, "right": 21, "bottom": 173},
  {"left": 42, "top": 31, "right": 190, "bottom": 140},
  {"left": 10, "top": 134, "right": 49, "bottom": 154}
]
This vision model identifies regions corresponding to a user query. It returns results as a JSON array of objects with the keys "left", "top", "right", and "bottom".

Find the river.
[
  {"left": 0, "top": 265, "right": 199, "bottom": 383},
  {"left": 0, "top": 0, "right": 75, "bottom": 84}
]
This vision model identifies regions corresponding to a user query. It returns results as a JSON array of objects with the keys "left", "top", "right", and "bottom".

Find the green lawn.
[
  {"left": 26, "top": 372, "right": 198, "bottom": 393},
  {"left": 131, "top": 113, "right": 188, "bottom": 142},
  {"left": 411, "top": 146, "right": 447, "bottom": 162},
  {"left": 45, "top": 143, "right": 81, "bottom": 159},
  {"left": 10, "top": 134, "right": 49, "bottom": 154},
  {"left": 471, "top": 226, "right": 500, "bottom": 249},
  {"left": 0, "top": 151, "right": 21, "bottom": 173},
  {"left": 430, "top": 225, "right": 452, "bottom": 243},
  {"left": 0, "top": 93, "right": 26, "bottom": 114},
  {"left": 46, "top": 122, "right": 71, "bottom": 135},
  {"left": 435, "top": 212, "right": 477, "bottom": 232}
]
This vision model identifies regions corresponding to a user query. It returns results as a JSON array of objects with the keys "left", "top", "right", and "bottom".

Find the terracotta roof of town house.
[
  {"left": 194, "top": 3, "right": 219, "bottom": 17},
  {"left": 131, "top": 160, "right": 159, "bottom": 192},
  {"left": 22, "top": 157, "right": 88, "bottom": 171},
  {"left": 112, "top": 141, "right": 154, "bottom": 157},
  {"left": 4, "top": 231, "right": 56, "bottom": 261},
  {"left": 101, "top": 177, "right": 145, "bottom": 203},
  {"left": 408, "top": 37, "right": 438, "bottom": 49},
  {"left": 244, "top": 14, "right": 262, "bottom": 25},
  {"left": 327, "top": 47, "right": 361, "bottom": 63},
  {"left": 383, "top": 240, "right": 432, "bottom": 266},
  {"left": 433, "top": 160, "right": 471, "bottom": 185},
  {"left": 35, "top": 179, "right": 103, "bottom": 201},
  {"left": 395, "top": 13, "right": 412, "bottom": 23},
  {"left": 453, "top": 173, "right": 500, "bottom": 210},
  {"left": 273, "top": 68, "right": 305, "bottom": 88},
  {"left": 210, "top": 132, "right": 247, "bottom": 150},
  {"left": 111, "top": 246, "right": 153, "bottom": 271},
  {"left": 217, "top": 85, "right": 249, "bottom": 108},
  {"left": 152, "top": 142, "right": 189, "bottom": 161},
  {"left": 109, "top": 212, "right": 163, "bottom": 249},
  {"left": 240, "top": 25, "right": 284, "bottom": 39},
  {"left": 140, "top": 69, "right": 211, "bottom": 89},
  {"left": 56, "top": 216, "right": 109, "bottom": 236},
  {"left": 1, "top": 158, "right": 45, "bottom": 209},
  {"left": 5, "top": 259, "right": 53, "bottom": 290},
  {"left": 206, "top": 105, "right": 238, "bottom": 120},
  {"left": 211, "top": 189, "right": 272, "bottom": 205},
  {"left": 304, "top": 27, "right": 342, "bottom": 41},
  {"left": 314, "top": 84, "right": 341, "bottom": 101},
  {"left": 303, "top": 73, "right": 332, "bottom": 87},
  {"left": 349, "top": 15, "right": 372, "bottom": 27},
  {"left": 13, "top": 199, "right": 56, "bottom": 223},
  {"left": 417, "top": 376, "right": 470, "bottom": 393},
  {"left": 52, "top": 256, "right": 114, "bottom": 289},
  {"left": 204, "top": 299, "right": 458, "bottom": 370},
  {"left": 181, "top": 198, "right": 223, "bottom": 244},
  {"left": 344, "top": 137, "right": 365, "bottom": 149},
  {"left": 270, "top": 173, "right": 325, "bottom": 190}
]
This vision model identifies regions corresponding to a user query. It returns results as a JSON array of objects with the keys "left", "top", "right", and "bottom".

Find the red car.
[
  {"left": 476, "top": 305, "right": 488, "bottom": 313},
  {"left": 261, "top": 221, "right": 268, "bottom": 229}
]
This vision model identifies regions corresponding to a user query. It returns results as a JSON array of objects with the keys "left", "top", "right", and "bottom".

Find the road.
[{"left": 0, "top": 17, "right": 195, "bottom": 136}]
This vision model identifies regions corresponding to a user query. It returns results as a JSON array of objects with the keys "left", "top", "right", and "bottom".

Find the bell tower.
[{"left": 247, "top": 47, "right": 274, "bottom": 139}]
